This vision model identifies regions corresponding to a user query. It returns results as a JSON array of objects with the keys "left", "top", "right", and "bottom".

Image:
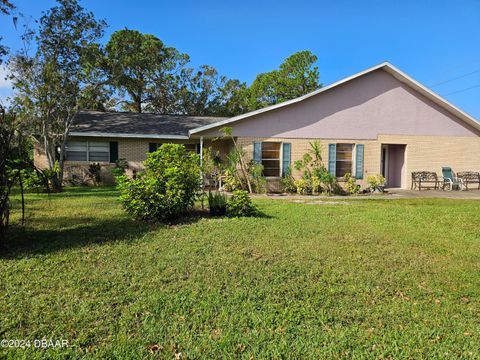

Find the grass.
[{"left": 1, "top": 187, "right": 480, "bottom": 358}]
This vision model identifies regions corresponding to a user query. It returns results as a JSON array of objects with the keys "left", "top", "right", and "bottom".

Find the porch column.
[
  {"left": 199, "top": 136, "right": 204, "bottom": 187},
  {"left": 199, "top": 136, "right": 203, "bottom": 167}
]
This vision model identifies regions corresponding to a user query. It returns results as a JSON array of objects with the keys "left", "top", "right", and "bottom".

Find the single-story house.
[{"left": 34, "top": 62, "right": 480, "bottom": 190}]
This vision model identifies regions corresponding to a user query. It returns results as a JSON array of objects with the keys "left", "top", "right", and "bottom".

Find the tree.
[
  {"left": 0, "top": 105, "right": 30, "bottom": 248},
  {"left": 174, "top": 65, "right": 248, "bottom": 116},
  {"left": 105, "top": 29, "right": 189, "bottom": 113},
  {"left": 0, "top": 0, "right": 15, "bottom": 64},
  {"left": 213, "top": 78, "right": 248, "bottom": 117},
  {"left": 176, "top": 65, "right": 223, "bottom": 116},
  {"left": 78, "top": 43, "right": 113, "bottom": 111},
  {"left": 9, "top": 0, "right": 106, "bottom": 192},
  {"left": 246, "top": 50, "right": 321, "bottom": 111}
]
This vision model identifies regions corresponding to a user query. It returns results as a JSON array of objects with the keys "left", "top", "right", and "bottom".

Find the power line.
[
  {"left": 444, "top": 83, "right": 480, "bottom": 96},
  {"left": 430, "top": 69, "right": 480, "bottom": 87}
]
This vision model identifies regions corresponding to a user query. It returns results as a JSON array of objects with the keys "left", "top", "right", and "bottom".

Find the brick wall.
[
  {"left": 236, "top": 135, "right": 480, "bottom": 190},
  {"left": 378, "top": 134, "right": 480, "bottom": 188},
  {"left": 33, "top": 137, "right": 227, "bottom": 185},
  {"left": 33, "top": 135, "right": 480, "bottom": 190},
  {"left": 236, "top": 136, "right": 377, "bottom": 189}
]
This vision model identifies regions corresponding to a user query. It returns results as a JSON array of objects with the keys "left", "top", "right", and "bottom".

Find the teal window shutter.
[
  {"left": 355, "top": 144, "right": 364, "bottom": 179},
  {"left": 253, "top": 142, "right": 262, "bottom": 163},
  {"left": 328, "top": 144, "right": 336, "bottom": 176},
  {"left": 282, "top": 143, "right": 291, "bottom": 176}
]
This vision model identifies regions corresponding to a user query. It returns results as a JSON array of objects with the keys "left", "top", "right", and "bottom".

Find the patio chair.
[{"left": 441, "top": 167, "right": 465, "bottom": 191}]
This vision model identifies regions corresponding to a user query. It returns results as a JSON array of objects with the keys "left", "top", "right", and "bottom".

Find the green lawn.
[{"left": 2, "top": 188, "right": 480, "bottom": 359}]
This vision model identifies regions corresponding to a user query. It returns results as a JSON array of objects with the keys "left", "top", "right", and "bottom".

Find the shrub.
[
  {"left": 223, "top": 168, "right": 241, "bottom": 192},
  {"left": 280, "top": 168, "right": 296, "bottom": 193},
  {"left": 367, "top": 174, "right": 386, "bottom": 192},
  {"left": 291, "top": 141, "right": 340, "bottom": 195},
  {"left": 227, "top": 190, "right": 258, "bottom": 217},
  {"left": 294, "top": 178, "right": 308, "bottom": 194},
  {"left": 111, "top": 158, "right": 128, "bottom": 178},
  {"left": 208, "top": 191, "right": 227, "bottom": 216},
  {"left": 221, "top": 148, "right": 267, "bottom": 194},
  {"left": 249, "top": 161, "right": 267, "bottom": 194},
  {"left": 116, "top": 144, "right": 201, "bottom": 222},
  {"left": 21, "top": 168, "right": 47, "bottom": 193},
  {"left": 87, "top": 163, "right": 102, "bottom": 186},
  {"left": 344, "top": 173, "right": 361, "bottom": 194}
]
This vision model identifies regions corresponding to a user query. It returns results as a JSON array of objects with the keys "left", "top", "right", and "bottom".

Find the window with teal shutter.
[
  {"left": 328, "top": 144, "right": 336, "bottom": 176},
  {"left": 253, "top": 142, "right": 262, "bottom": 163},
  {"left": 355, "top": 144, "right": 364, "bottom": 179},
  {"left": 282, "top": 143, "right": 291, "bottom": 176}
]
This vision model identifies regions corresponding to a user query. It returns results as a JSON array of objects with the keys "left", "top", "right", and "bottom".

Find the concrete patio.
[{"left": 255, "top": 188, "right": 480, "bottom": 200}]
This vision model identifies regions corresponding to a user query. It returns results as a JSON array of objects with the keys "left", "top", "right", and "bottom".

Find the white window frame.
[
  {"left": 261, "top": 141, "right": 283, "bottom": 178},
  {"left": 335, "top": 143, "right": 354, "bottom": 179}
]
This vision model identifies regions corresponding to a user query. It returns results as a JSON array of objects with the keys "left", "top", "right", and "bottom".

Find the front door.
[{"left": 381, "top": 144, "right": 406, "bottom": 188}]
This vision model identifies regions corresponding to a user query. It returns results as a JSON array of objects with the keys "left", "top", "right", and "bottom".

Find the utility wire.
[
  {"left": 430, "top": 69, "right": 480, "bottom": 87},
  {"left": 444, "top": 83, "right": 480, "bottom": 96}
]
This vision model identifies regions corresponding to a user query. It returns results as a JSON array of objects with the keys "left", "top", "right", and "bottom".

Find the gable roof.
[
  {"left": 189, "top": 62, "right": 480, "bottom": 135},
  {"left": 70, "top": 111, "right": 227, "bottom": 139}
]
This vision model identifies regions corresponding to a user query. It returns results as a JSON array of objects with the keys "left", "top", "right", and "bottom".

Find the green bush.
[
  {"left": 249, "top": 161, "right": 267, "bottom": 194},
  {"left": 290, "top": 141, "right": 340, "bottom": 195},
  {"left": 367, "top": 174, "right": 386, "bottom": 192},
  {"left": 227, "top": 190, "right": 258, "bottom": 217},
  {"left": 208, "top": 191, "right": 227, "bottom": 216},
  {"left": 280, "top": 167, "right": 296, "bottom": 193},
  {"left": 344, "top": 172, "right": 361, "bottom": 194},
  {"left": 111, "top": 158, "right": 128, "bottom": 178},
  {"left": 116, "top": 144, "right": 201, "bottom": 222}
]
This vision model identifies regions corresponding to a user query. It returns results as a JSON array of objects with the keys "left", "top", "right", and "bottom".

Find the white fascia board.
[{"left": 69, "top": 131, "right": 189, "bottom": 140}]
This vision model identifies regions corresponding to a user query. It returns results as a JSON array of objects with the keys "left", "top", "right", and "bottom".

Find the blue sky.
[{"left": 1, "top": 0, "right": 480, "bottom": 118}]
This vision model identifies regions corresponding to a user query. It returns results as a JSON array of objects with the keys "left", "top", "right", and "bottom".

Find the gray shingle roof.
[{"left": 70, "top": 111, "right": 227, "bottom": 137}]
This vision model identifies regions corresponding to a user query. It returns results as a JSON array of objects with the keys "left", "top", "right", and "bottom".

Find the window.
[
  {"left": 335, "top": 143, "right": 353, "bottom": 177},
  {"left": 184, "top": 143, "right": 200, "bottom": 154},
  {"left": 66, "top": 141, "right": 109, "bottom": 162},
  {"left": 66, "top": 141, "right": 87, "bottom": 161},
  {"left": 88, "top": 142, "right": 109, "bottom": 162},
  {"left": 261, "top": 142, "right": 281, "bottom": 177}
]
